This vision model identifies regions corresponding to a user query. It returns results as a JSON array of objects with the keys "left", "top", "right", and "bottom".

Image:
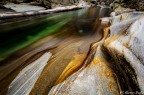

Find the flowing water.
[
  {"left": 0, "top": 6, "right": 112, "bottom": 95},
  {"left": 0, "top": 6, "right": 111, "bottom": 61}
]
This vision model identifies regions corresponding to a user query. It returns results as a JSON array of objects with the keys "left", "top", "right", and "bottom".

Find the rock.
[
  {"left": 48, "top": 45, "right": 120, "bottom": 95},
  {"left": 4, "top": 3, "right": 46, "bottom": 12},
  {"left": 119, "top": 0, "right": 144, "bottom": 11},
  {"left": 103, "top": 11, "right": 144, "bottom": 93},
  {"left": 48, "top": 11, "right": 144, "bottom": 95},
  {"left": 7, "top": 52, "right": 52, "bottom": 95},
  {"left": 0, "top": 1, "right": 144, "bottom": 94}
]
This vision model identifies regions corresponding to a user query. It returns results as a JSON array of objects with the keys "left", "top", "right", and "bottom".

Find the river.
[{"left": 0, "top": 6, "right": 112, "bottom": 95}]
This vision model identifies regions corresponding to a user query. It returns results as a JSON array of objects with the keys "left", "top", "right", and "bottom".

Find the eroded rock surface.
[
  {"left": 0, "top": 3, "right": 144, "bottom": 95},
  {"left": 48, "top": 12, "right": 144, "bottom": 95}
]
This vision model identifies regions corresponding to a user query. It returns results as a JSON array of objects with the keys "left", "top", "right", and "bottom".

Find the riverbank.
[{"left": 0, "top": 1, "right": 92, "bottom": 20}]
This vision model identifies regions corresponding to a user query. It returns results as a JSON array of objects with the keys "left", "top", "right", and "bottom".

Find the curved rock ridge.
[
  {"left": 48, "top": 12, "right": 144, "bottom": 94},
  {"left": 48, "top": 46, "right": 120, "bottom": 95}
]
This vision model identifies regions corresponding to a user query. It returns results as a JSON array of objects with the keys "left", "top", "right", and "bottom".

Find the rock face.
[
  {"left": 104, "top": 12, "right": 144, "bottom": 93},
  {"left": 48, "top": 11, "right": 144, "bottom": 95}
]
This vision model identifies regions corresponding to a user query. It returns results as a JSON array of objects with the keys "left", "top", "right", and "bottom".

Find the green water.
[
  {"left": 0, "top": 8, "right": 88, "bottom": 60},
  {"left": 0, "top": 7, "right": 112, "bottom": 61}
]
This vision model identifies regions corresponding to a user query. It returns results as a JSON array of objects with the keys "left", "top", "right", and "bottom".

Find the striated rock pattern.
[
  {"left": 105, "top": 12, "right": 144, "bottom": 93},
  {"left": 48, "top": 12, "right": 144, "bottom": 94},
  {"left": 0, "top": 4, "right": 144, "bottom": 95},
  {"left": 5, "top": 10, "right": 141, "bottom": 95},
  {"left": 7, "top": 52, "right": 52, "bottom": 95}
]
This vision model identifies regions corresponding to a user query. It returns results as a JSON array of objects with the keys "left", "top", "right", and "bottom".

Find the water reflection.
[{"left": 0, "top": 6, "right": 112, "bottom": 61}]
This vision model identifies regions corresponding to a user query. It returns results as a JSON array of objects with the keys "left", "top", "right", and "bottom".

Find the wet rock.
[
  {"left": 7, "top": 52, "right": 52, "bottom": 95},
  {"left": 48, "top": 11, "right": 144, "bottom": 95},
  {"left": 103, "top": 11, "right": 144, "bottom": 93},
  {"left": 48, "top": 46, "right": 120, "bottom": 95}
]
